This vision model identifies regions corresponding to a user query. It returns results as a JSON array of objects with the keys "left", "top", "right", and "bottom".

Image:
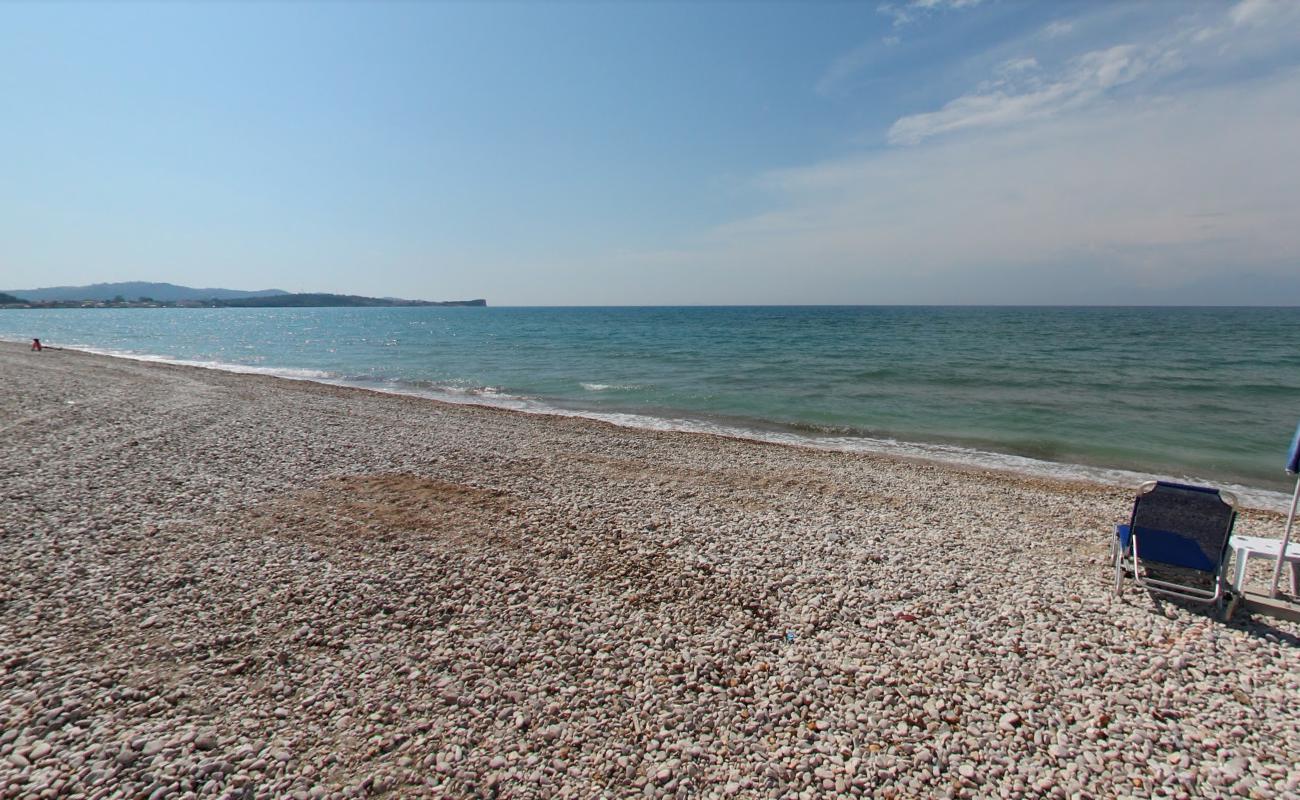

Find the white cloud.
[
  {"left": 1183, "top": 0, "right": 1298, "bottom": 49},
  {"left": 888, "top": 45, "right": 1147, "bottom": 144},
  {"left": 886, "top": 0, "right": 1300, "bottom": 146},
  {"left": 1229, "top": 0, "right": 1300, "bottom": 27},
  {"left": 1042, "top": 20, "right": 1074, "bottom": 39},
  {"left": 821, "top": 0, "right": 977, "bottom": 95},
  {"left": 622, "top": 65, "right": 1300, "bottom": 303},
  {"left": 877, "top": 4, "right": 909, "bottom": 29},
  {"left": 877, "top": 0, "right": 981, "bottom": 29},
  {"left": 605, "top": 0, "right": 1300, "bottom": 306},
  {"left": 911, "top": 0, "right": 981, "bottom": 8},
  {"left": 997, "top": 56, "right": 1039, "bottom": 76},
  {"left": 822, "top": 0, "right": 982, "bottom": 93}
]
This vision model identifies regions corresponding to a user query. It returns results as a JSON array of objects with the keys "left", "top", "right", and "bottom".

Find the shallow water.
[{"left": 5, "top": 305, "right": 1298, "bottom": 500}]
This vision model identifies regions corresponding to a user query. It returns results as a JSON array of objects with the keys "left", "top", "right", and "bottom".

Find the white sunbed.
[{"left": 1230, "top": 535, "right": 1300, "bottom": 595}]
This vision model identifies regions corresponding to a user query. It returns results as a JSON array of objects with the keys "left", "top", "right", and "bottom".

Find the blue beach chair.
[{"left": 1112, "top": 481, "right": 1239, "bottom": 615}]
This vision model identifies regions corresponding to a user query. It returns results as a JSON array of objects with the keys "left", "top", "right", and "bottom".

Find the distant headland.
[{"left": 0, "top": 282, "right": 485, "bottom": 309}]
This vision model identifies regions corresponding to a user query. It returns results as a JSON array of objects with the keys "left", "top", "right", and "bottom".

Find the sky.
[{"left": 2, "top": 0, "right": 1299, "bottom": 305}]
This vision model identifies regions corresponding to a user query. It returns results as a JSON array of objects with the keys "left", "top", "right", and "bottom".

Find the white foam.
[
  {"left": 47, "top": 343, "right": 336, "bottom": 381},
  {"left": 521, "top": 407, "right": 1292, "bottom": 511},
  {"left": 581, "top": 382, "right": 641, "bottom": 392},
  {"left": 30, "top": 341, "right": 1292, "bottom": 512}
]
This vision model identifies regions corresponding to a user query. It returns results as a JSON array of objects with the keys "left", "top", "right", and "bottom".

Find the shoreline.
[
  {"left": 3, "top": 342, "right": 1298, "bottom": 798},
  {"left": 4, "top": 336, "right": 1290, "bottom": 512}
]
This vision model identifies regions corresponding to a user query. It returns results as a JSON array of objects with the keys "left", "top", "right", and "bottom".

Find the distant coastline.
[
  {"left": 0, "top": 282, "right": 484, "bottom": 309},
  {"left": 0, "top": 295, "right": 486, "bottom": 309}
]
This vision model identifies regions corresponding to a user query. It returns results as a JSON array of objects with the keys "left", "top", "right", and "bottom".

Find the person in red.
[{"left": 30, "top": 338, "right": 41, "bottom": 351}]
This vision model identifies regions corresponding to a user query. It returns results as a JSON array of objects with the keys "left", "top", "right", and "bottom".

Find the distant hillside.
[
  {"left": 213, "top": 294, "right": 486, "bottom": 308},
  {"left": 0, "top": 282, "right": 485, "bottom": 309},
  {"left": 3, "top": 282, "right": 288, "bottom": 302}
]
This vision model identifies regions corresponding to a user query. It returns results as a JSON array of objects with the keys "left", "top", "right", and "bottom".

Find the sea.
[{"left": 4, "top": 306, "right": 1298, "bottom": 508}]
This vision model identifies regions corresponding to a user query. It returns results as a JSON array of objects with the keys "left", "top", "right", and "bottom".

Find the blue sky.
[{"left": 2, "top": 0, "right": 1298, "bottom": 304}]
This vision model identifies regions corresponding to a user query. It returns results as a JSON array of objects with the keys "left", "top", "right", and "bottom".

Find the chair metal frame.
[{"left": 1113, "top": 480, "right": 1238, "bottom": 608}]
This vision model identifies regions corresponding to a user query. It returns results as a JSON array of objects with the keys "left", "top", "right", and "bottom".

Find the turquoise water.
[{"left": 4, "top": 306, "right": 1298, "bottom": 497}]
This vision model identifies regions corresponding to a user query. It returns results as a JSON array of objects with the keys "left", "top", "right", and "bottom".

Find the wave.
[
  {"left": 580, "top": 382, "right": 642, "bottom": 392},
  {"left": 26, "top": 339, "right": 1292, "bottom": 512},
  {"left": 538, "top": 409, "right": 1291, "bottom": 512},
  {"left": 59, "top": 344, "right": 337, "bottom": 381}
]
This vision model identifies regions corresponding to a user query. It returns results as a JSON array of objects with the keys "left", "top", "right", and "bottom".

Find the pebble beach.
[{"left": 2, "top": 342, "right": 1298, "bottom": 799}]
